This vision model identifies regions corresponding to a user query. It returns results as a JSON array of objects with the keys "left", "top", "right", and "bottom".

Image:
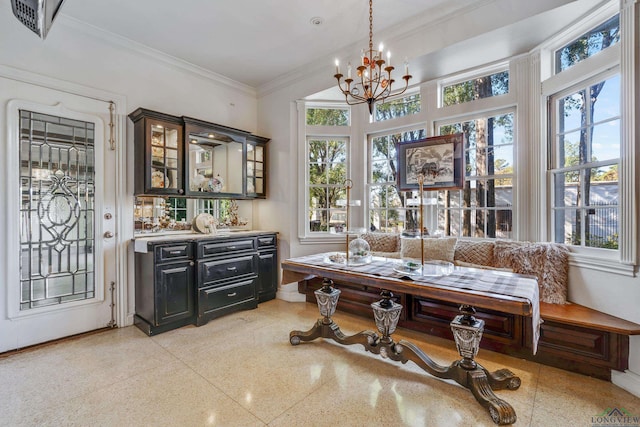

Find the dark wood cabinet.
[
  {"left": 256, "top": 234, "right": 278, "bottom": 301},
  {"left": 129, "top": 107, "right": 269, "bottom": 199},
  {"left": 134, "top": 243, "right": 195, "bottom": 336},
  {"left": 195, "top": 237, "right": 259, "bottom": 326},
  {"left": 246, "top": 135, "right": 269, "bottom": 198},
  {"left": 155, "top": 261, "right": 195, "bottom": 325},
  {"left": 134, "top": 232, "right": 277, "bottom": 335},
  {"left": 183, "top": 116, "right": 247, "bottom": 198},
  {"left": 129, "top": 108, "right": 185, "bottom": 196}
]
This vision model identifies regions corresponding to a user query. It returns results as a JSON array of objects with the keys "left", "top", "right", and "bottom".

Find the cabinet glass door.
[
  {"left": 149, "top": 120, "right": 181, "bottom": 192},
  {"left": 186, "top": 130, "right": 244, "bottom": 196},
  {"left": 247, "top": 143, "right": 265, "bottom": 197}
]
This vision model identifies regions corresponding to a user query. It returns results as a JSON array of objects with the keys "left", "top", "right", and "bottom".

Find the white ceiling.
[{"left": 55, "top": 0, "right": 600, "bottom": 92}]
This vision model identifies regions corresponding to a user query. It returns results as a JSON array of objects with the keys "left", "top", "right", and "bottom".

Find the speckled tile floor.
[{"left": 1, "top": 299, "right": 638, "bottom": 426}]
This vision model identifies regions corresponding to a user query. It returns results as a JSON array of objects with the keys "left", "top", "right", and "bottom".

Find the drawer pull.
[
  {"left": 169, "top": 251, "right": 182, "bottom": 255},
  {"left": 227, "top": 292, "right": 237, "bottom": 297},
  {"left": 227, "top": 266, "right": 237, "bottom": 271},
  {"left": 227, "top": 246, "right": 237, "bottom": 250}
]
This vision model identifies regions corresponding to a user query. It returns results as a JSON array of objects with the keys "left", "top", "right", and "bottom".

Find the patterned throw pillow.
[
  {"left": 360, "top": 232, "right": 400, "bottom": 253},
  {"left": 454, "top": 240, "right": 495, "bottom": 266},
  {"left": 401, "top": 237, "right": 457, "bottom": 262}
]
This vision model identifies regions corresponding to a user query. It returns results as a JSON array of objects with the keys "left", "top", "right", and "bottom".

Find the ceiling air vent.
[{"left": 11, "top": 0, "right": 66, "bottom": 39}]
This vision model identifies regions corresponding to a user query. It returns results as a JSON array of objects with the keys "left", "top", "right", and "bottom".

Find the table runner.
[{"left": 288, "top": 253, "right": 541, "bottom": 354}]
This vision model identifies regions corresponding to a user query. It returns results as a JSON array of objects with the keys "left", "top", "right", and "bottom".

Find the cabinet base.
[
  {"left": 196, "top": 299, "right": 258, "bottom": 326},
  {"left": 134, "top": 314, "right": 195, "bottom": 336}
]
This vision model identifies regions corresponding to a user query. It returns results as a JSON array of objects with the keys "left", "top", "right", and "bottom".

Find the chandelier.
[{"left": 334, "top": 0, "right": 412, "bottom": 115}]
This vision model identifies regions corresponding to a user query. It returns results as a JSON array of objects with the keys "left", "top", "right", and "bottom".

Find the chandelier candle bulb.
[
  {"left": 348, "top": 63, "right": 352, "bottom": 79},
  {"left": 387, "top": 51, "right": 391, "bottom": 67},
  {"left": 335, "top": 59, "right": 339, "bottom": 74}
]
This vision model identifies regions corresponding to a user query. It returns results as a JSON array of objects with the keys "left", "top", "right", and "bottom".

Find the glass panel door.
[{"left": 19, "top": 110, "right": 96, "bottom": 310}]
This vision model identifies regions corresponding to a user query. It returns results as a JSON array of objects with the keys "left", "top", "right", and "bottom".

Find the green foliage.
[
  {"left": 556, "top": 15, "right": 619, "bottom": 72},
  {"left": 374, "top": 94, "right": 421, "bottom": 122},
  {"left": 307, "top": 137, "right": 347, "bottom": 230},
  {"left": 442, "top": 71, "right": 509, "bottom": 107},
  {"left": 306, "top": 108, "right": 349, "bottom": 126}
]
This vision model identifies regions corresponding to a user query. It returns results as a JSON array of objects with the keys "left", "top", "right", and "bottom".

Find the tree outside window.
[
  {"left": 438, "top": 112, "right": 514, "bottom": 238},
  {"left": 550, "top": 14, "right": 620, "bottom": 249},
  {"left": 369, "top": 128, "right": 425, "bottom": 233}
]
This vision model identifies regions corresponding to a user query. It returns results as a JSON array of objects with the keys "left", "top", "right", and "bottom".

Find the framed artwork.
[{"left": 397, "top": 133, "right": 464, "bottom": 191}]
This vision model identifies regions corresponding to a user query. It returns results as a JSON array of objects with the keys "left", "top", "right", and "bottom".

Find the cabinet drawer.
[
  {"left": 199, "top": 279, "right": 256, "bottom": 315},
  {"left": 155, "top": 244, "right": 193, "bottom": 262},
  {"left": 198, "top": 255, "right": 256, "bottom": 286},
  {"left": 198, "top": 239, "right": 255, "bottom": 257},
  {"left": 257, "top": 235, "right": 276, "bottom": 248}
]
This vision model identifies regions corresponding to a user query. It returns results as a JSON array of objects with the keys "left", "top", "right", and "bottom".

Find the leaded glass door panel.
[
  {"left": 0, "top": 77, "right": 117, "bottom": 353},
  {"left": 19, "top": 111, "right": 97, "bottom": 310}
]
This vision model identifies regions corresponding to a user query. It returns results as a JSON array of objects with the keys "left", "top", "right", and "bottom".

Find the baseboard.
[
  {"left": 276, "top": 282, "right": 306, "bottom": 302},
  {"left": 612, "top": 370, "right": 640, "bottom": 398}
]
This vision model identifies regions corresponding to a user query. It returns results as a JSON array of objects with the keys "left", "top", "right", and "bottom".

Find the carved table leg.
[
  {"left": 290, "top": 278, "right": 378, "bottom": 346},
  {"left": 290, "top": 288, "right": 522, "bottom": 425},
  {"left": 450, "top": 305, "right": 520, "bottom": 425}
]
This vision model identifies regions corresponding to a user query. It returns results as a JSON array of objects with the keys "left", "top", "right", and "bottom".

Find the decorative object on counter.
[
  {"left": 192, "top": 213, "right": 217, "bottom": 234},
  {"left": 218, "top": 199, "right": 248, "bottom": 229}
]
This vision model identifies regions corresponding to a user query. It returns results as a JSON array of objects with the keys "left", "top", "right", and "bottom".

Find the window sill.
[{"left": 568, "top": 252, "right": 636, "bottom": 277}]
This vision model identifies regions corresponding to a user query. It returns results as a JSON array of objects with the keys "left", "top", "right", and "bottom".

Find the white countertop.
[{"left": 133, "top": 230, "right": 275, "bottom": 253}]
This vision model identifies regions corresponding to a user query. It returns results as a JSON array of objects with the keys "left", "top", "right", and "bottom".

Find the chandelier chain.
[{"left": 369, "top": 0, "right": 373, "bottom": 55}]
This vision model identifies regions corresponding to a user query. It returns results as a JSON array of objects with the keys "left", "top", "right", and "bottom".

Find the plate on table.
[
  {"left": 393, "top": 261, "right": 422, "bottom": 276},
  {"left": 421, "top": 260, "right": 454, "bottom": 277},
  {"left": 324, "top": 252, "right": 346, "bottom": 265},
  {"left": 393, "top": 260, "right": 454, "bottom": 277}
]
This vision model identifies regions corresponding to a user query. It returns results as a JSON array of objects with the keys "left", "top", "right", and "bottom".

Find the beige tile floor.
[{"left": 1, "top": 299, "right": 639, "bottom": 427}]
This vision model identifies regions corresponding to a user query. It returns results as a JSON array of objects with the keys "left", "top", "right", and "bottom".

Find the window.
[
  {"left": 166, "top": 197, "right": 187, "bottom": 221},
  {"left": 554, "top": 14, "right": 619, "bottom": 74},
  {"left": 442, "top": 70, "right": 509, "bottom": 107},
  {"left": 368, "top": 128, "right": 426, "bottom": 233},
  {"left": 299, "top": 103, "right": 352, "bottom": 238},
  {"left": 306, "top": 107, "right": 349, "bottom": 126},
  {"left": 549, "top": 73, "right": 620, "bottom": 249},
  {"left": 436, "top": 111, "right": 515, "bottom": 238},
  {"left": 374, "top": 93, "right": 421, "bottom": 122},
  {"left": 307, "top": 137, "right": 348, "bottom": 232}
]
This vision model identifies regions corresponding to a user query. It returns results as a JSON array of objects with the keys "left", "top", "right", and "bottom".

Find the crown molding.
[{"left": 57, "top": 14, "right": 257, "bottom": 97}]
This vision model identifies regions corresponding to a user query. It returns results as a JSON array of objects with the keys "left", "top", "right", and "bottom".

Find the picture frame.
[{"left": 396, "top": 133, "right": 464, "bottom": 191}]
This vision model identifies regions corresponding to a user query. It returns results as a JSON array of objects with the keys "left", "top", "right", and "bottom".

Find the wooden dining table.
[{"left": 282, "top": 254, "right": 540, "bottom": 426}]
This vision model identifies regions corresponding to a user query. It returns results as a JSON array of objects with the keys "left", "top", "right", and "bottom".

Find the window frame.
[
  {"left": 434, "top": 107, "right": 517, "bottom": 240},
  {"left": 297, "top": 101, "right": 353, "bottom": 243},
  {"left": 540, "top": 2, "right": 635, "bottom": 274},
  {"left": 366, "top": 126, "right": 427, "bottom": 234},
  {"left": 547, "top": 69, "right": 621, "bottom": 251}
]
